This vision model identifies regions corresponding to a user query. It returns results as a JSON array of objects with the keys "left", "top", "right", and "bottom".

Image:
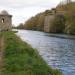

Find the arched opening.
[{"left": 2, "top": 18, "right": 4, "bottom": 23}]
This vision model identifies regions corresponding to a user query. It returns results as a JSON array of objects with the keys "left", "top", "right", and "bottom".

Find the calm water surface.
[{"left": 16, "top": 30, "right": 75, "bottom": 75}]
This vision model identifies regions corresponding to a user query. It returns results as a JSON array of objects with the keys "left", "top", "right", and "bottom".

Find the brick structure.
[{"left": 0, "top": 10, "right": 12, "bottom": 31}]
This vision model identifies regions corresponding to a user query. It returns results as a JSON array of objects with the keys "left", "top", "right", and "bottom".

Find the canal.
[{"left": 16, "top": 30, "right": 75, "bottom": 75}]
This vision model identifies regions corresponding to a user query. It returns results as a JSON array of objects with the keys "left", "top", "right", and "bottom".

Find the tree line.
[{"left": 15, "top": 1, "right": 75, "bottom": 35}]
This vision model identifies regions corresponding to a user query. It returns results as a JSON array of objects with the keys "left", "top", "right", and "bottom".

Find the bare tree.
[
  {"left": 66, "top": 0, "right": 71, "bottom": 4},
  {"left": 59, "top": 0, "right": 71, "bottom": 6}
]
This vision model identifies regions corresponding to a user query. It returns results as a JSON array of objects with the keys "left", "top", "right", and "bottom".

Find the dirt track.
[{"left": 0, "top": 36, "right": 4, "bottom": 75}]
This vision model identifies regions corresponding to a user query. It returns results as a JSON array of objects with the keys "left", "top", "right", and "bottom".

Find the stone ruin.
[{"left": 0, "top": 10, "right": 12, "bottom": 31}]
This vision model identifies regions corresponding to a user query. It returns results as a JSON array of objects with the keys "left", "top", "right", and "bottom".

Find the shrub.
[{"left": 50, "top": 15, "right": 65, "bottom": 33}]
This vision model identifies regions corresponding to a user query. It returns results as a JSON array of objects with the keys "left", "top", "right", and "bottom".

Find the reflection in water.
[{"left": 16, "top": 30, "right": 75, "bottom": 75}]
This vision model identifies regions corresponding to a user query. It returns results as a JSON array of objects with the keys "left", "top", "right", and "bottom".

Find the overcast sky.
[{"left": 0, "top": 0, "right": 63, "bottom": 26}]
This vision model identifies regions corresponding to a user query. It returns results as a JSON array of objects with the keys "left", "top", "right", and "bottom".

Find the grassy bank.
[{"left": 1, "top": 31, "right": 62, "bottom": 75}]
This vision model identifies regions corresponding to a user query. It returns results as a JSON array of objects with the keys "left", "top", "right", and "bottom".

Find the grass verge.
[{"left": 1, "top": 31, "right": 62, "bottom": 75}]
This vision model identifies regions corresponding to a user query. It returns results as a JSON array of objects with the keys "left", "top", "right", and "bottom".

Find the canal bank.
[
  {"left": 1, "top": 31, "right": 62, "bottom": 75},
  {"left": 45, "top": 33, "right": 75, "bottom": 40}
]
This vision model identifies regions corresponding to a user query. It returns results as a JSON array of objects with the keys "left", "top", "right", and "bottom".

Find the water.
[{"left": 16, "top": 30, "right": 75, "bottom": 75}]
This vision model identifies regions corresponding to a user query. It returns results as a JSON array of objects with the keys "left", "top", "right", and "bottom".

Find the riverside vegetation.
[
  {"left": 0, "top": 31, "right": 62, "bottom": 75},
  {"left": 16, "top": 2, "right": 75, "bottom": 35}
]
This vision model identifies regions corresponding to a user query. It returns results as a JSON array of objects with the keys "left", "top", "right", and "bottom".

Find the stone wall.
[
  {"left": 44, "top": 15, "right": 55, "bottom": 32},
  {"left": 0, "top": 15, "right": 12, "bottom": 31}
]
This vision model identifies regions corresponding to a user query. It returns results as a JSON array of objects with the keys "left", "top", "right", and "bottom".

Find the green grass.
[{"left": 1, "top": 31, "right": 62, "bottom": 75}]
